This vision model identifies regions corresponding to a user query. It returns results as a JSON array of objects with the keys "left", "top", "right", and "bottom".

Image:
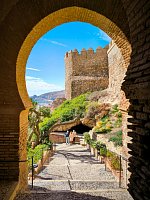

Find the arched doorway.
[{"left": 16, "top": 7, "right": 131, "bottom": 190}]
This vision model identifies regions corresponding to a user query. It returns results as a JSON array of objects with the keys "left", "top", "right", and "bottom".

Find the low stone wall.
[
  {"left": 28, "top": 150, "right": 53, "bottom": 180},
  {"left": 85, "top": 136, "right": 128, "bottom": 187},
  {"left": 105, "top": 158, "right": 122, "bottom": 182},
  {"left": 35, "top": 150, "right": 53, "bottom": 174},
  {"left": 49, "top": 132, "right": 80, "bottom": 144},
  {"left": 49, "top": 132, "right": 66, "bottom": 143}
]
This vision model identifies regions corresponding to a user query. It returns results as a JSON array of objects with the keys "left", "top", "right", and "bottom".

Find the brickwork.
[
  {"left": 0, "top": 1, "right": 149, "bottom": 199},
  {"left": 121, "top": 1, "right": 150, "bottom": 199},
  {"left": 65, "top": 47, "right": 109, "bottom": 99},
  {"left": 0, "top": 111, "right": 20, "bottom": 180}
]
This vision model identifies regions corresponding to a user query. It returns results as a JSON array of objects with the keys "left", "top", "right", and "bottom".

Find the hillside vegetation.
[
  {"left": 38, "top": 92, "right": 123, "bottom": 147},
  {"left": 39, "top": 93, "right": 90, "bottom": 133}
]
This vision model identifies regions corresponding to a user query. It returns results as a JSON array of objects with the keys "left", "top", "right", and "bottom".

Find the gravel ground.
[
  {"left": 0, "top": 181, "right": 15, "bottom": 200},
  {"left": 15, "top": 144, "right": 133, "bottom": 200},
  {"left": 15, "top": 190, "right": 133, "bottom": 200}
]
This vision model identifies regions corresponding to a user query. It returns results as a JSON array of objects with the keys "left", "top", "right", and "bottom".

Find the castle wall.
[
  {"left": 107, "top": 41, "right": 130, "bottom": 148},
  {"left": 108, "top": 41, "right": 131, "bottom": 186},
  {"left": 65, "top": 47, "right": 109, "bottom": 99},
  {"left": 65, "top": 51, "right": 73, "bottom": 99},
  {"left": 107, "top": 41, "right": 127, "bottom": 100}
]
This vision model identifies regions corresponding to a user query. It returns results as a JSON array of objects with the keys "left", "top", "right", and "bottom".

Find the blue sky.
[{"left": 26, "top": 22, "right": 111, "bottom": 96}]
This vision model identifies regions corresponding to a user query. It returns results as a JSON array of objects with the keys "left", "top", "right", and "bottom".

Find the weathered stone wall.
[
  {"left": 49, "top": 133, "right": 66, "bottom": 144},
  {"left": 107, "top": 42, "right": 131, "bottom": 152},
  {"left": 107, "top": 41, "right": 127, "bottom": 100},
  {"left": 71, "top": 78, "right": 108, "bottom": 98},
  {"left": 65, "top": 47, "right": 109, "bottom": 99},
  {"left": 107, "top": 41, "right": 132, "bottom": 187}
]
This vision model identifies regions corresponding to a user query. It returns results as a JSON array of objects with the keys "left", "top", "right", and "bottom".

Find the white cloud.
[
  {"left": 26, "top": 76, "right": 64, "bottom": 96},
  {"left": 40, "top": 38, "right": 67, "bottom": 47},
  {"left": 27, "top": 67, "right": 40, "bottom": 71},
  {"left": 97, "top": 30, "right": 111, "bottom": 42}
]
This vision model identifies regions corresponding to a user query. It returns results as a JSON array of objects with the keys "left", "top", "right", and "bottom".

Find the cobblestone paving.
[{"left": 15, "top": 144, "right": 133, "bottom": 200}]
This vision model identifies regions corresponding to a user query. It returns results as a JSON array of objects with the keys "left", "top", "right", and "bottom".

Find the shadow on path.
[
  {"left": 58, "top": 150, "right": 100, "bottom": 164},
  {"left": 15, "top": 186, "right": 112, "bottom": 200}
]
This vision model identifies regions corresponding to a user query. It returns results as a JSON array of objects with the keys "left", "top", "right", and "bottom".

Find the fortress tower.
[{"left": 65, "top": 46, "right": 109, "bottom": 99}]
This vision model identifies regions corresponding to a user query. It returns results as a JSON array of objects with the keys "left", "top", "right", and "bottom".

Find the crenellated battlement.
[
  {"left": 65, "top": 46, "right": 109, "bottom": 99},
  {"left": 65, "top": 46, "right": 107, "bottom": 59}
]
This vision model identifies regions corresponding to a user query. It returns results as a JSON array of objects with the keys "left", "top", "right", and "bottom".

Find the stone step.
[
  {"left": 29, "top": 180, "right": 70, "bottom": 191},
  {"left": 36, "top": 164, "right": 116, "bottom": 181},
  {"left": 29, "top": 179, "right": 119, "bottom": 191},
  {"left": 70, "top": 180, "right": 119, "bottom": 190},
  {"left": 15, "top": 189, "right": 133, "bottom": 200}
]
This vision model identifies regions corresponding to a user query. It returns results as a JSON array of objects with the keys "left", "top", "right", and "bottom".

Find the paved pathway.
[{"left": 15, "top": 144, "right": 133, "bottom": 200}]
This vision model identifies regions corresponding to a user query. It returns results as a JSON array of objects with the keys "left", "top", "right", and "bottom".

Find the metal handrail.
[
  {"left": 106, "top": 148, "right": 129, "bottom": 162},
  {"left": 27, "top": 145, "right": 52, "bottom": 189},
  {"left": 103, "top": 147, "right": 129, "bottom": 188}
]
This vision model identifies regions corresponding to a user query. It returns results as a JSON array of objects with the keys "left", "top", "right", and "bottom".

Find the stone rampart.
[
  {"left": 65, "top": 47, "right": 109, "bottom": 99},
  {"left": 107, "top": 40, "right": 127, "bottom": 100}
]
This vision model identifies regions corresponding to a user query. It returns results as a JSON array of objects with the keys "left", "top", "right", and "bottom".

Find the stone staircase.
[
  {"left": 15, "top": 180, "right": 133, "bottom": 200},
  {"left": 15, "top": 144, "right": 133, "bottom": 200}
]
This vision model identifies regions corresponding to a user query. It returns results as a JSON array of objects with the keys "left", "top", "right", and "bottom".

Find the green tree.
[
  {"left": 39, "top": 106, "right": 51, "bottom": 118},
  {"left": 28, "top": 99, "right": 51, "bottom": 144}
]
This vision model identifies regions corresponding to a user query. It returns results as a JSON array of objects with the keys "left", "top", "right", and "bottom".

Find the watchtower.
[{"left": 65, "top": 46, "right": 109, "bottom": 99}]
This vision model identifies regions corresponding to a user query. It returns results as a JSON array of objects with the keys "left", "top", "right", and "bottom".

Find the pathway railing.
[
  {"left": 87, "top": 144, "right": 129, "bottom": 188},
  {"left": 102, "top": 148, "right": 129, "bottom": 188},
  {"left": 28, "top": 146, "right": 50, "bottom": 188}
]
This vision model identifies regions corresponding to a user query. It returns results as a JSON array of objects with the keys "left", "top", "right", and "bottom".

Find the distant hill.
[{"left": 31, "top": 90, "right": 65, "bottom": 105}]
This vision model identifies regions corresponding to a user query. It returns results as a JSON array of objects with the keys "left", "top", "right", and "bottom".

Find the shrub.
[
  {"left": 95, "top": 141, "right": 107, "bottom": 156},
  {"left": 31, "top": 133, "right": 38, "bottom": 142},
  {"left": 39, "top": 93, "right": 90, "bottom": 133},
  {"left": 93, "top": 116, "right": 112, "bottom": 133},
  {"left": 27, "top": 143, "right": 50, "bottom": 170},
  {"left": 110, "top": 104, "right": 119, "bottom": 114},
  {"left": 117, "top": 111, "right": 122, "bottom": 118},
  {"left": 84, "top": 132, "right": 91, "bottom": 144},
  {"left": 109, "top": 130, "right": 123, "bottom": 146},
  {"left": 106, "top": 150, "right": 121, "bottom": 170},
  {"left": 114, "top": 117, "right": 122, "bottom": 128},
  {"left": 90, "top": 140, "right": 97, "bottom": 148},
  {"left": 95, "top": 141, "right": 102, "bottom": 150},
  {"left": 100, "top": 146, "right": 107, "bottom": 157},
  {"left": 43, "top": 139, "right": 53, "bottom": 150}
]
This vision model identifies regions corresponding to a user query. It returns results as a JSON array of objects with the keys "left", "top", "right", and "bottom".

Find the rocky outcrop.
[
  {"left": 81, "top": 118, "right": 96, "bottom": 128},
  {"left": 49, "top": 118, "right": 81, "bottom": 133},
  {"left": 88, "top": 89, "right": 120, "bottom": 105}
]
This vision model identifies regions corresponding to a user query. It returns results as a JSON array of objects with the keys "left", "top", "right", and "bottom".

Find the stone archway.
[
  {"left": 16, "top": 7, "right": 131, "bottom": 190},
  {"left": 0, "top": 1, "right": 149, "bottom": 199}
]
